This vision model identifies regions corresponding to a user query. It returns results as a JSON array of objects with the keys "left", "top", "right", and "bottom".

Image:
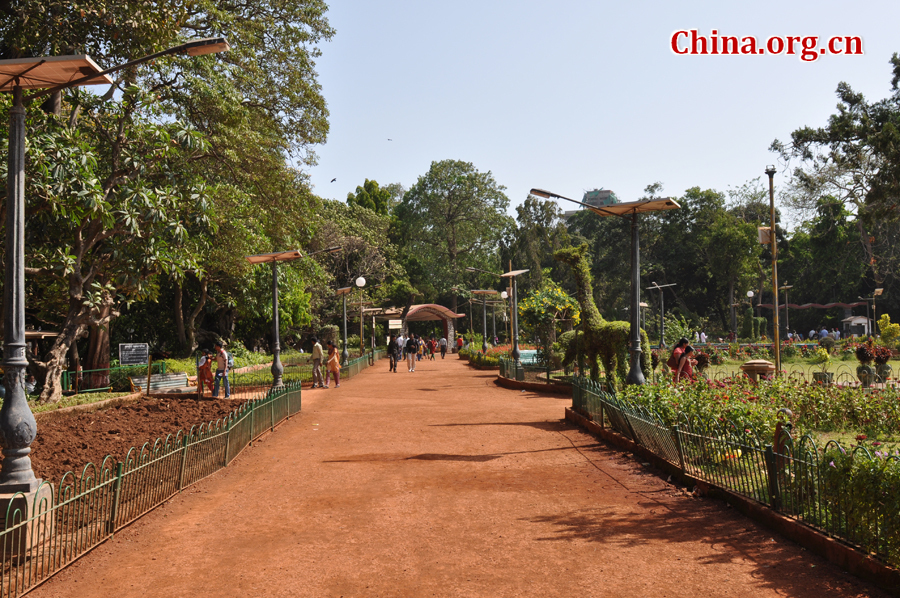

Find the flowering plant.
[
  {"left": 873, "top": 344, "right": 892, "bottom": 365},
  {"left": 855, "top": 339, "right": 875, "bottom": 364},
  {"left": 812, "top": 347, "right": 831, "bottom": 373}
]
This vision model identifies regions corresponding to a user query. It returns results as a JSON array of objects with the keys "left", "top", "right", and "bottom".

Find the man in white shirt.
[
  {"left": 439, "top": 336, "right": 448, "bottom": 359},
  {"left": 311, "top": 337, "right": 325, "bottom": 388}
]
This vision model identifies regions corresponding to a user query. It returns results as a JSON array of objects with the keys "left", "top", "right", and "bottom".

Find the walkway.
[{"left": 32, "top": 356, "right": 889, "bottom": 597}]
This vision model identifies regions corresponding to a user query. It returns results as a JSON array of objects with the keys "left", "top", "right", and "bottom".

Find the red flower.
[{"left": 856, "top": 434, "right": 867, "bottom": 442}]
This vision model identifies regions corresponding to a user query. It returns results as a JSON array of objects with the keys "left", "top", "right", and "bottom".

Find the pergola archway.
[{"left": 375, "top": 304, "right": 464, "bottom": 344}]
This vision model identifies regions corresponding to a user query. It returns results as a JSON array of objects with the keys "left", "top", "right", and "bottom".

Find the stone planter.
[
  {"left": 857, "top": 364, "right": 875, "bottom": 387},
  {"left": 812, "top": 371, "right": 833, "bottom": 386},
  {"left": 876, "top": 363, "right": 892, "bottom": 382}
]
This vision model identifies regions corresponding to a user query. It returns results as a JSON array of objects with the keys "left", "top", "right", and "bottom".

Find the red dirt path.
[{"left": 31, "top": 356, "right": 891, "bottom": 597}]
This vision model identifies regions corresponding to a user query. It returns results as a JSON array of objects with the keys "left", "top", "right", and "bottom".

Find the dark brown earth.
[
  {"left": 32, "top": 396, "right": 241, "bottom": 484},
  {"left": 30, "top": 356, "right": 892, "bottom": 598}
]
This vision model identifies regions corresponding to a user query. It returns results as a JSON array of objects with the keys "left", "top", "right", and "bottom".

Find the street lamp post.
[
  {"left": 355, "top": 276, "right": 367, "bottom": 356},
  {"left": 646, "top": 282, "right": 676, "bottom": 348},
  {"left": 531, "top": 188, "right": 679, "bottom": 385},
  {"left": 765, "top": 165, "right": 781, "bottom": 375},
  {"left": 471, "top": 291, "right": 497, "bottom": 353},
  {"left": 859, "top": 289, "right": 884, "bottom": 336},
  {"left": 0, "top": 39, "right": 229, "bottom": 493},
  {"left": 337, "top": 287, "right": 352, "bottom": 365},
  {"left": 779, "top": 283, "right": 793, "bottom": 335},
  {"left": 465, "top": 267, "right": 527, "bottom": 364},
  {"left": 245, "top": 246, "right": 341, "bottom": 387}
]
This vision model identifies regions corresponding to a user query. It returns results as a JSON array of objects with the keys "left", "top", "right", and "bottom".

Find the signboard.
[
  {"left": 119, "top": 343, "right": 149, "bottom": 366},
  {"left": 388, "top": 319, "right": 403, "bottom": 330}
]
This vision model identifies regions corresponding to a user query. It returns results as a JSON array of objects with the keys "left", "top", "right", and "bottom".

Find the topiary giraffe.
[{"left": 554, "top": 244, "right": 650, "bottom": 389}]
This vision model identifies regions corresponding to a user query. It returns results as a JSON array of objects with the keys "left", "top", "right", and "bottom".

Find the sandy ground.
[{"left": 30, "top": 355, "right": 891, "bottom": 598}]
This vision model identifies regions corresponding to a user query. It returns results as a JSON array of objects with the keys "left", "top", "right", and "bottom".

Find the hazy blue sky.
[{"left": 308, "top": 1, "right": 900, "bottom": 218}]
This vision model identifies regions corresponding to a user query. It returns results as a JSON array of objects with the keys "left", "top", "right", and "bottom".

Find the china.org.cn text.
[{"left": 671, "top": 29, "right": 863, "bottom": 62}]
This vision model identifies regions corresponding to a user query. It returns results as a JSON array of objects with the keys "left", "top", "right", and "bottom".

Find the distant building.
[{"left": 562, "top": 189, "right": 619, "bottom": 220}]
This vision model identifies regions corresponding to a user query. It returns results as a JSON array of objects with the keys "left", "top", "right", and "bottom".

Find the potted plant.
[
  {"left": 812, "top": 347, "right": 833, "bottom": 385},
  {"left": 855, "top": 339, "right": 876, "bottom": 387},
  {"left": 874, "top": 344, "right": 892, "bottom": 382}
]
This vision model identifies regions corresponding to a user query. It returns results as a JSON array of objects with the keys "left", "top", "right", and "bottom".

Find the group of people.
[
  {"left": 798, "top": 328, "right": 842, "bottom": 341},
  {"left": 668, "top": 337, "right": 697, "bottom": 383},
  {"left": 387, "top": 333, "right": 449, "bottom": 372},
  {"left": 197, "top": 342, "right": 233, "bottom": 398},
  {"left": 310, "top": 337, "right": 343, "bottom": 388}
]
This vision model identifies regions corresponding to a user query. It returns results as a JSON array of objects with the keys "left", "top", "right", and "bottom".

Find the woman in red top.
[
  {"left": 674, "top": 345, "right": 696, "bottom": 383},
  {"left": 669, "top": 337, "right": 689, "bottom": 375}
]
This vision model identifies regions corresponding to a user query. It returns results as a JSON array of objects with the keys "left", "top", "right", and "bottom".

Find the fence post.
[
  {"left": 107, "top": 462, "right": 125, "bottom": 535},
  {"left": 224, "top": 419, "right": 232, "bottom": 466},
  {"left": 672, "top": 426, "right": 686, "bottom": 473},
  {"left": 179, "top": 436, "right": 189, "bottom": 491},
  {"left": 270, "top": 393, "right": 275, "bottom": 431},
  {"left": 764, "top": 445, "right": 781, "bottom": 509},
  {"left": 250, "top": 401, "right": 255, "bottom": 446}
]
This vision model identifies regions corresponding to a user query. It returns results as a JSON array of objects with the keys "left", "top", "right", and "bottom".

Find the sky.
[{"left": 307, "top": 1, "right": 900, "bottom": 220}]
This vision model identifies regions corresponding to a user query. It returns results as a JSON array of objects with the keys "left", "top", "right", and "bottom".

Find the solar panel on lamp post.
[
  {"left": 245, "top": 246, "right": 341, "bottom": 388},
  {"left": 0, "top": 39, "right": 229, "bottom": 495},
  {"left": 531, "top": 188, "right": 680, "bottom": 385}
]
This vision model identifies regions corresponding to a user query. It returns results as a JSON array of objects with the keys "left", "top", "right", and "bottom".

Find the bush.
[
  {"left": 819, "top": 336, "right": 836, "bottom": 352},
  {"left": 874, "top": 344, "right": 892, "bottom": 365},
  {"left": 856, "top": 340, "right": 875, "bottom": 364}
]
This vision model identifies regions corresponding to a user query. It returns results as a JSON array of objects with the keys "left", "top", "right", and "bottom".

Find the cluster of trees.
[{"left": 4, "top": 2, "right": 900, "bottom": 402}]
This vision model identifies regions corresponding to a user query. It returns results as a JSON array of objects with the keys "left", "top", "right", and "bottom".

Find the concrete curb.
[{"left": 564, "top": 407, "right": 900, "bottom": 597}]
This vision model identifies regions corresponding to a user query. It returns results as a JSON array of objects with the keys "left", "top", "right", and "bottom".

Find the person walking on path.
[
  {"left": 197, "top": 348, "right": 215, "bottom": 396},
  {"left": 213, "top": 342, "right": 230, "bottom": 398},
  {"left": 311, "top": 337, "right": 325, "bottom": 388},
  {"left": 388, "top": 333, "right": 399, "bottom": 372},
  {"left": 456, "top": 335, "right": 463, "bottom": 353},
  {"left": 439, "top": 336, "right": 447, "bottom": 358},
  {"left": 324, "top": 340, "right": 341, "bottom": 387},
  {"left": 428, "top": 338, "right": 436, "bottom": 360},
  {"left": 406, "top": 334, "right": 418, "bottom": 372}
]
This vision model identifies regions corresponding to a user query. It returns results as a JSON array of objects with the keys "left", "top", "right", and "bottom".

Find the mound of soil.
[{"left": 31, "top": 397, "right": 242, "bottom": 485}]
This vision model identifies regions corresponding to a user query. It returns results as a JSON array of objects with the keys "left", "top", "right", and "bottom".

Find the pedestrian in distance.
[
  {"left": 311, "top": 337, "right": 325, "bottom": 388},
  {"left": 389, "top": 333, "right": 399, "bottom": 372},
  {"left": 325, "top": 340, "right": 341, "bottom": 387},
  {"left": 406, "top": 333, "right": 418, "bottom": 372},
  {"left": 439, "top": 336, "right": 447, "bottom": 358},
  {"left": 197, "top": 348, "right": 215, "bottom": 396},
  {"left": 213, "top": 342, "right": 230, "bottom": 398}
]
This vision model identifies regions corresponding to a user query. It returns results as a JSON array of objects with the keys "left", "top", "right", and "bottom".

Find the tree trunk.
[
  {"left": 36, "top": 300, "right": 91, "bottom": 403},
  {"left": 174, "top": 280, "right": 186, "bottom": 352},
  {"left": 184, "top": 276, "right": 208, "bottom": 356},
  {"left": 84, "top": 304, "right": 112, "bottom": 390}
]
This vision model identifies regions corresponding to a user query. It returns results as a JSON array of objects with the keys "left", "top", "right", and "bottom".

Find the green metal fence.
[{"left": 570, "top": 376, "right": 900, "bottom": 569}]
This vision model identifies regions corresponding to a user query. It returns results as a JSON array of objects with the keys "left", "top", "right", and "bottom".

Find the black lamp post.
[
  {"left": 246, "top": 246, "right": 341, "bottom": 388},
  {"left": 765, "top": 165, "right": 781, "bottom": 375},
  {"left": 471, "top": 291, "right": 497, "bottom": 353},
  {"left": 0, "top": 38, "right": 229, "bottom": 493},
  {"left": 466, "top": 267, "right": 528, "bottom": 365},
  {"left": 337, "top": 287, "right": 352, "bottom": 365},
  {"left": 646, "top": 282, "right": 675, "bottom": 348},
  {"left": 531, "top": 188, "right": 679, "bottom": 385}
]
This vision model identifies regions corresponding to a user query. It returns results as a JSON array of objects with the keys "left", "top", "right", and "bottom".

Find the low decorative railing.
[
  {"left": 571, "top": 376, "right": 900, "bottom": 569},
  {"left": 0, "top": 350, "right": 386, "bottom": 596}
]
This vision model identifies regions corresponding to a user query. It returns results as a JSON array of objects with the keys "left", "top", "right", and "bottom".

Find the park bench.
[{"left": 129, "top": 372, "right": 194, "bottom": 394}]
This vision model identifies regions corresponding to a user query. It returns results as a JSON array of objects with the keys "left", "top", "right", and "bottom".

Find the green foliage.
[
  {"left": 663, "top": 312, "right": 693, "bottom": 347},
  {"left": 347, "top": 179, "right": 392, "bottom": 215},
  {"left": 393, "top": 159, "right": 513, "bottom": 303},
  {"left": 518, "top": 279, "right": 580, "bottom": 333},
  {"left": 813, "top": 348, "right": 831, "bottom": 372},
  {"left": 878, "top": 314, "right": 900, "bottom": 346}
]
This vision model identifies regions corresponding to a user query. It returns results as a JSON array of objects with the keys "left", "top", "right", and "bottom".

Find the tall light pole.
[
  {"left": 337, "top": 287, "right": 353, "bottom": 364},
  {"left": 646, "top": 282, "right": 676, "bottom": 347},
  {"left": 531, "top": 188, "right": 679, "bottom": 385},
  {"left": 765, "top": 165, "right": 781, "bottom": 375},
  {"left": 472, "top": 291, "right": 498, "bottom": 353},
  {"left": 860, "top": 289, "right": 884, "bottom": 336},
  {"left": 465, "top": 267, "right": 528, "bottom": 364},
  {"left": 0, "top": 38, "right": 229, "bottom": 494},
  {"left": 779, "top": 283, "right": 793, "bottom": 335},
  {"left": 246, "top": 246, "right": 341, "bottom": 387}
]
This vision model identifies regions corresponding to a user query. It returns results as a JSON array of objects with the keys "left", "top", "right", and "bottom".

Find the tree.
[
  {"left": 393, "top": 160, "right": 514, "bottom": 313},
  {"left": 505, "top": 194, "right": 571, "bottom": 293},
  {"left": 347, "top": 179, "right": 392, "bottom": 215}
]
